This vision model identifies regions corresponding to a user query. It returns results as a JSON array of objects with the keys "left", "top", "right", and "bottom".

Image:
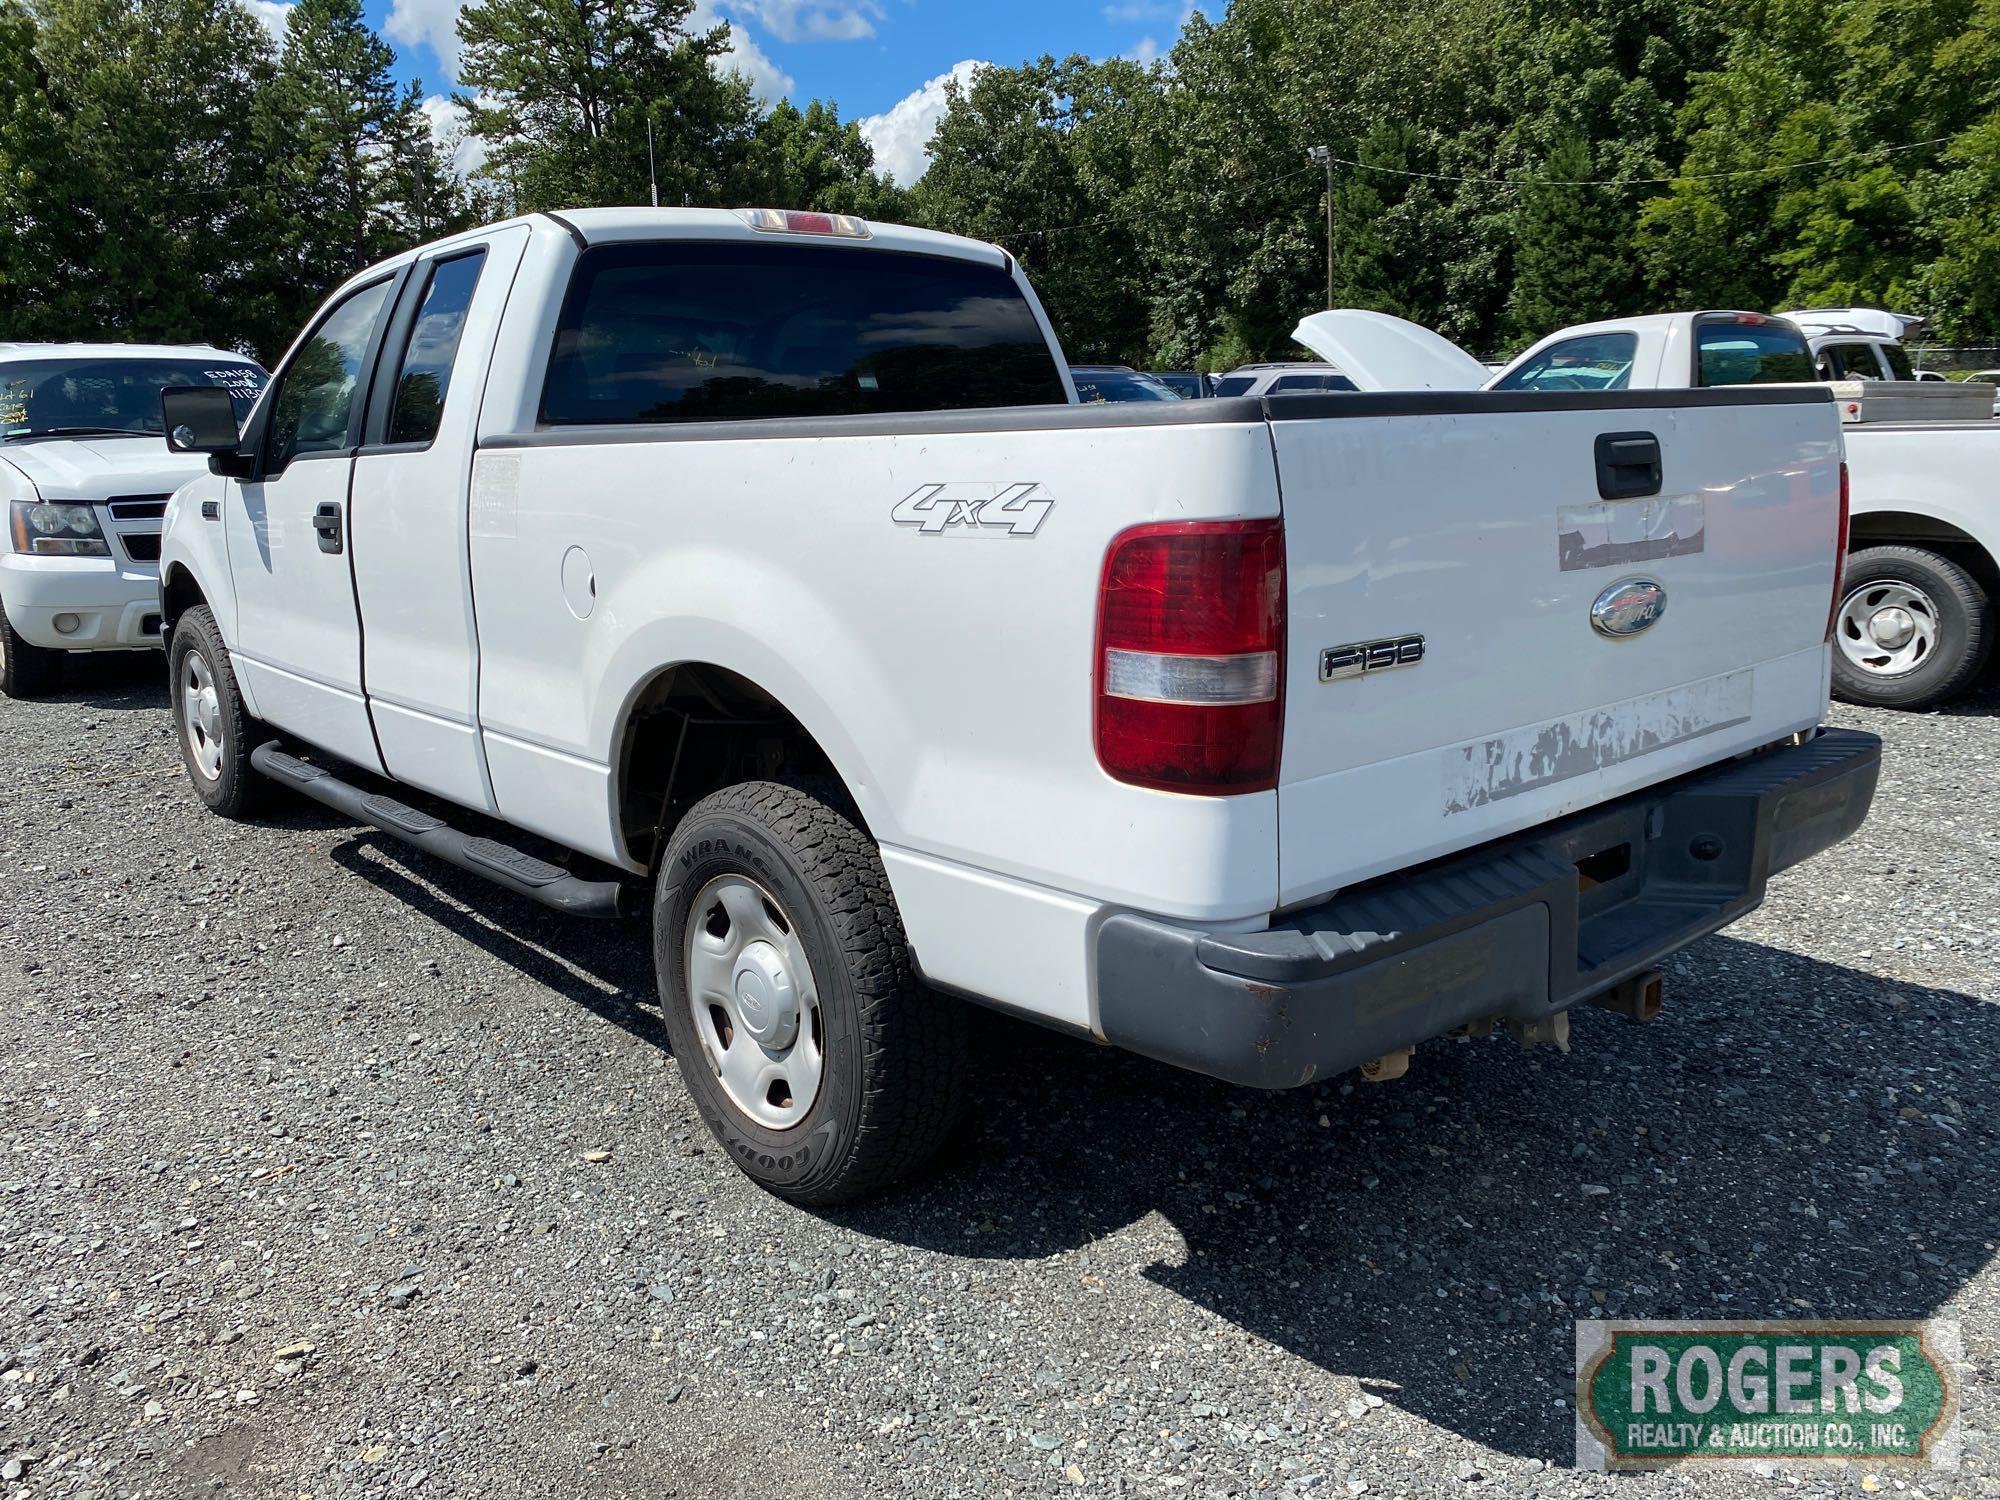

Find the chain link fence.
[{"left": 1907, "top": 346, "right": 2000, "bottom": 373}]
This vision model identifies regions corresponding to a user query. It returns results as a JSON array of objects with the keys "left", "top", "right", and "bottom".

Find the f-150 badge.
[
  {"left": 891, "top": 483, "right": 1052, "bottom": 537},
  {"left": 1320, "top": 635, "right": 1426, "bottom": 682}
]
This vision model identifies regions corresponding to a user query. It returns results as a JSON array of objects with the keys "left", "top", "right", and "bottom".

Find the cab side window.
[
  {"left": 265, "top": 278, "right": 395, "bottom": 471},
  {"left": 386, "top": 251, "right": 487, "bottom": 445},
  {"left": 1816, "top": 342, "right": 1886, "bottom": 381}
]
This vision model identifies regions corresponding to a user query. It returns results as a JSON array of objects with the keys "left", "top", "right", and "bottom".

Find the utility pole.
[
  {"left": 1308, "top": 145, "right": 1333, "bottom": 310},
  {"left": 648, "top": 118, "right": 660, "bottom": 208}
]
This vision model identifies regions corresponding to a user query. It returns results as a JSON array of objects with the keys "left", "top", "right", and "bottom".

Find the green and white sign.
[{"left": 1576, "top": 1321, "right": 1961, "bottom": 1472}]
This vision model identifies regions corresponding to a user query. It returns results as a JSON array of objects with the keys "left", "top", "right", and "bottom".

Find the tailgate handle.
[{"left": 1594, "top": 431, "right": 1662, "bottom": 500}]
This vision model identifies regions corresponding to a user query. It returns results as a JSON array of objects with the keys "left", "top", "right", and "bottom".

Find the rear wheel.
[
  {"left": 654, "top": 780, "right": 967, "bottom": 1206},
  {"left": 1831, "top": 545, "right": 1992, "bottom": 711},
  {"left": 0, "top": 600, "right": 62, "bottom": 698},
  {"left": 169, "top": 605, "right": 270, "bottom": 818}
]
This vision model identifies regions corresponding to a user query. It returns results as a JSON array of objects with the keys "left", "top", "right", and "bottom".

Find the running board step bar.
[{"left": 250, "top": 743, "right": 631, "bottom": 919}]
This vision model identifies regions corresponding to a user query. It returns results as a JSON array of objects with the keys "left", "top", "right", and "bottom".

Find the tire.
[
  {"left": 168, "top": 605, "right": 271, "bottom": 818},
  {"left": 0, "top": 599, "right": 62, "bottom": 698},
  {"left": 1831, "top": 545, "right": 1993, "bottom": 711},
  {"left": 654, "top": 780, "right": 968, "bottom": 1206}
]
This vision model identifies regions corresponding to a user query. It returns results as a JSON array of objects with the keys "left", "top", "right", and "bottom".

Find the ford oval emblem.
[{"left": 1590, "top": 578, "right": 1667, "bottom": 639}]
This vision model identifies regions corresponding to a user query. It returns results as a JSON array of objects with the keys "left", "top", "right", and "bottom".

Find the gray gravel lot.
[{"left": 0, "top": 654, "right": 1995, "bottom": 1499}]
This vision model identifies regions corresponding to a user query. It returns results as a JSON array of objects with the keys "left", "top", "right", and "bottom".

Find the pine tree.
[
  {"left": 23, "top": 0, "right": 275, "bottom": 348},
  {"left": 253, "top": 0, "right": 424, "bottom": 334},
  {"left": 455, "top": 0, "right": 760, "bottom": 211}
]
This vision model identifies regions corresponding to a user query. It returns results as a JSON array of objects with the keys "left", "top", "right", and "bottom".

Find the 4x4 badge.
[{"left": 891, "top": 483, "right": 1052, "bottom": 537}]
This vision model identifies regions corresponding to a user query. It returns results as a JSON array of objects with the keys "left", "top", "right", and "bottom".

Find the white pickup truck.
[
  {"left": 1464, "top": 311, "right": 2000, "bottom": 710},
  {"left": 157, "top": 209, "right": 1879, "bottom": 1204},
  {"left": 0, "top": 344, "right": 267, "bottom": 696}
]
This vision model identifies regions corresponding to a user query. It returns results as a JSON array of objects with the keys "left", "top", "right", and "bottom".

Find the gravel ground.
[{"left": 0, "top": 654, "right": 1995, "bottom": 1500}]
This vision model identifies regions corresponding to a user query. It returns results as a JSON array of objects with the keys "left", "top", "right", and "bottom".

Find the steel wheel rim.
[
  {"left": 1837, "top": 579, "right": 1939, "bottom": 678},
  {"left": 683, "top": 874, "right": 824, "bottom": 1130},
  {"left": 180, "top": 650, "right": 224, "bottom": 780}
]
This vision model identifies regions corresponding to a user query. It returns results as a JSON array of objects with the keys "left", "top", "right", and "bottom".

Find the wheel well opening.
[
  {"left": 618, "top": 664, "right": 849, "bottom": 873},
  {"left": 1847, "top": 514, "right": 1997, "bottom": 593},
  {"left": 160, "top": 565, "right": 207, "bottom": 638}
]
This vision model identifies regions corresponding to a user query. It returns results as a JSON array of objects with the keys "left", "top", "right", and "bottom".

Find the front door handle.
[{"left": 312, "top": 501, "right": 344, "bottom": 554}]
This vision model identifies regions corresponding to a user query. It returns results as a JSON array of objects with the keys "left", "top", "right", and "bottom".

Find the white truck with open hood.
[
  {"left": 155, "top": 210, "right": 1876, "bottom": 1204},
  {"left": 1300, "top": 307, "right": 2000, "bottom": 711}
]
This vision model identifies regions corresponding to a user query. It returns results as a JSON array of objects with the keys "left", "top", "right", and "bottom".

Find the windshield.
[
  {"left": 0, "top": 357, "right": 266, "bottom": 440},
  {"left": 1072, "top": 369, "right": 1180, "bottom": 403}
]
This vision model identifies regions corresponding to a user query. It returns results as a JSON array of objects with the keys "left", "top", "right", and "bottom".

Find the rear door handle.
[
  {"left": 1594, "top": 431, "right": 1662, "bottom": 500},
  {"left": 312, "top": 501, "right": 344, "bottom": 554}
]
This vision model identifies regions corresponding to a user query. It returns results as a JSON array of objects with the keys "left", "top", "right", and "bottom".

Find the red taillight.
[
  {"left": 1825, "top": 460, "right": 1851, "bottom": 644},
  {"left": 1094, "top": 518, "right": 1285, "bottom": 795}
]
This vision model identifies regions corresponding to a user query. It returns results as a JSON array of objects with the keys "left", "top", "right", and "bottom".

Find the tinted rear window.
[
  {"left": 1695, "top": 321, "right": 1814, "bottom": 386},
  {"left": 1211, "top": 376, "right": 1255, "bottom": 397},
  {"left": 540, "top": 242, "right": 1066, "bottom": 425}
]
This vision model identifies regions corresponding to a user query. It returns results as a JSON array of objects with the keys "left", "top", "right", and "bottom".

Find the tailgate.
[{"left": 1270, "top": 388, "right": 1842, "bottom": 908}]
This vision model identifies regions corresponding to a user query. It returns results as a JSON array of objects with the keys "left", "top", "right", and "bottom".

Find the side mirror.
[
  {"left": 161, "top": 385, "right": 241, "bottom": 454},
  {"left": 161, "top": 386, "right": 254, "bottom": 479}
]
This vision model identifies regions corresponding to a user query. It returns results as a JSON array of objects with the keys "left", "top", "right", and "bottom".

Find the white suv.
[{"left": 0, "top": 344, "right": 266, "bottom": 696}]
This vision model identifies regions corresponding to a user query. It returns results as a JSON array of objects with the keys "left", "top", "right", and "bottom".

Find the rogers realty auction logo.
[{"left": 1576, "top": 1321, "right": 1961, "bottom": 1472}]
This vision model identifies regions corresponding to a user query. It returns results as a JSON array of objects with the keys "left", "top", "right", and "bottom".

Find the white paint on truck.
[{"left": 158, "top": 210, "right": 1877, "bottom": 1202}]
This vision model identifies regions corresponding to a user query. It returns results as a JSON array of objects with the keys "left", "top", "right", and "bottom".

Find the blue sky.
[{"left": 312, "top": 0, "right": 1201, "bottom": 183}]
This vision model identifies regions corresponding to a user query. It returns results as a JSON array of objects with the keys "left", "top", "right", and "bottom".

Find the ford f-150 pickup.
[{"left": 155, "top": 208, "right": 1880, "bottom": 1204}]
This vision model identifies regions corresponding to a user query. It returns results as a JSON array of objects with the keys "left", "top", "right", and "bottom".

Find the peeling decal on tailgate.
[
  {"left": 1557, "top": 495, "right": 1705, "bottom": 572},
  {"left": 1444, "top": 671, "right": 1754, "bottom": 814}
]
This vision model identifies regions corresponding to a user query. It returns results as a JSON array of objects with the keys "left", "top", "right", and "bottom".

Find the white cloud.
[
  {"left": 1102, "top": 0, "right": 1173, "bottom": 19},
  {"left": 385, "top": 0, "right": 468, "bottom": 78},
  {"left": 722, "top": 0, "right": 881, "bottom": 42},
  {"left": 859, "top": 59, "right": 984, "bottom": 185},
  {"left": 690, "top": 2, "right": 797, "bottom": 102},
  {"left": 241, "top": 0, "right": 291, "bottom": 46},
  {"left": 420, "top": 94, "right": 488, "bottom": 177},
  {"left": 1129, "top": 35, "right": 1161, "bottom": 63}
]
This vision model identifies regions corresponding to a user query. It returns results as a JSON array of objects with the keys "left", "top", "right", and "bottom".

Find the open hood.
[{"left": 1292, "top": 310, "right": 1489, "bottom": 393}]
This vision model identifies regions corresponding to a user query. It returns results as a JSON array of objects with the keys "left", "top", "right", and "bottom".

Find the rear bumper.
[
  {"left": 0, "top": 553, "right": 163, "bottom": 650},
  {"left": 1096, "top": 728, "right": 1881, "bottom": 1089}
]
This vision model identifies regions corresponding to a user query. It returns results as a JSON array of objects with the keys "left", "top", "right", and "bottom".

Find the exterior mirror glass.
[{"left": 160, "top": 386, "right": 241, "bottom": 454}]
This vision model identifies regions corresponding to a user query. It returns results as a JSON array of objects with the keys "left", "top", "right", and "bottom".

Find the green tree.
[
  {"left": 12, "top": 0, "right": 275, "bottom": 348},
  {"left": 1504, "top": 133, "right": 1644, "bottom": 346},
  {"left": 253, "top": 0, "right": 426, "bottom": 335},
  {"left": 455, "top": 0, "right": 759, "bottom": 211},
  {"left": 747, "top": 98, "right": 907, "bottom": 218},
  {"left": 0, "top": 1, "right": 64, "bottom": 327},
  {"left": 915, "top": 55, "right": 1158, "bottom": 363}
]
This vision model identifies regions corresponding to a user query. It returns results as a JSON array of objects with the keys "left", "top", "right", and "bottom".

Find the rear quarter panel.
[{"left": 468, "top": 410, "right": 1287, "bottom": 925}]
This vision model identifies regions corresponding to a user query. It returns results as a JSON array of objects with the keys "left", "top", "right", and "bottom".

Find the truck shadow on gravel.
[
  {"left": 40, "top": 649, "right": 169, "bottom": 711},
  {"left": 843, "top": 935, "right": 1999, "bottom": 1465},
  {"left": 327, "top": 836, "right": 666, "bottom": 1049},
  {"left": 301, "top": 824, "right": 1995, "bottom": 1467}
]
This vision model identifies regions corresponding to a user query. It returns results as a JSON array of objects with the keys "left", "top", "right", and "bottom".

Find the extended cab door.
[
  {"left": 224, "top": 272, "right": 401, "bottom": 771},
  {"left": 350, "top": 227, "right": 529, "bottom": 810}
]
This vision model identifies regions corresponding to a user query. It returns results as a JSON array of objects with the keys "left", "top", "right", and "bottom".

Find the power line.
[
  {"left": 997, "top": 131, "right": 1957, "bottom": 244},
  {"left": 1317, "top": 133, "right": 1957, "bottom": 189}
]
